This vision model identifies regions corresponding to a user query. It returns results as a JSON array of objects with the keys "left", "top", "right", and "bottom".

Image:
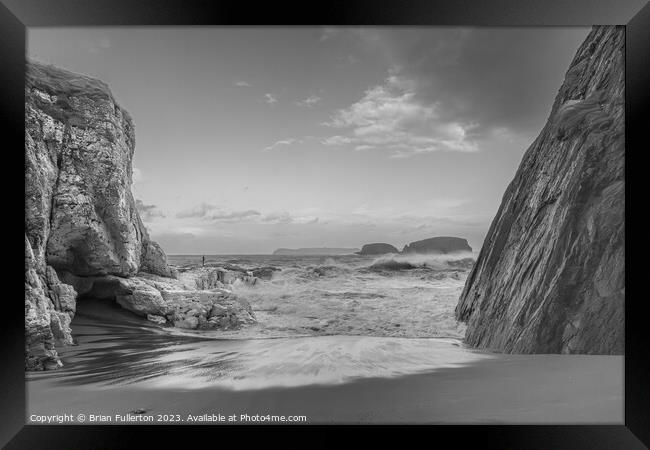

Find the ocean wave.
[
  {"left": 366, "top": 252, "right": 476, "bottom": 272},
  {"left": 367, "top": 260, "right": 417, "bottom": 271},
  {"left": 309, "top": 264, "right": 350, "bottom": 277},
  {"left": 169, "top": 253, "right": 472, "bottom": 341}
]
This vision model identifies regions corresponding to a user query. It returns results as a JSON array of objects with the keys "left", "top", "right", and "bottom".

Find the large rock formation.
[
  {"left": 357, "top": 243, "right": 399, "bottom": 255},
  {"left": 402, "top": 237, "right": 472, "bottom": 255},
  {"left": 455, "top": 26, "right": 624, "bottom": 354},
  {"left": 64, "top": 272, "right": 256, "bottom": 331},
  {"left": 25, "top": 61, "right": 174, "bottom": 369}
]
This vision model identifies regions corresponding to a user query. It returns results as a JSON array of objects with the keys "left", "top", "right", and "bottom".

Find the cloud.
[
  {"left": 174, "top": 203, "right": 322, "bottom": 228},
  {"left": 322, "top": 72, "right": 478, "bottom": 158},
  {"left": 262, "top": 211, "right": 320, "bottom": 225},
  {"left": 321, "top": 135, "right": 352, "bottom": 146},
  {"left": 344, "top": 28, "right": 590, "bottom": 137},
  {"left": 262, "top": 138, "right": 303, "bottom": 152},
  {"left": 235, "top": 80, "right": 252, "bottom": 87},
  {"left": 264, "top": 93, "right": 277, "bottom": 105},
  {"left": 207, "top": 209, "right": 261, "bottom": 221},
  {"left": 135, "top": 199, "right": 165, "bottom": 222},
  {"left": 176, "top": 203, "right": 260, "bottom": 222},
  {"left": 176, "top": 202, "right": 216, "bottom": 219},
  {"left": 296, "top": 95, "right": 322, "bottom": 108},
  {"left": 262, "top": 211, "right": 293, "bottom": 224}
]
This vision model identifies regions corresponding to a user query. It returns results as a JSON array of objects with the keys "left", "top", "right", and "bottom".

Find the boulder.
[
  {"left": 161, "top": 287, "right": 255, "bottom": 331},
  {"left": 140, "top": 240, "right": 177, "bottom": 278},
  {"left": 146, "top": 314, "right": 167, "bottom": 325},
  {"left": 174, "top": 316, "right": 199, "bottom": 330},
  {"left": 115, "top": 279, "right": 171, "bottom": 317}
]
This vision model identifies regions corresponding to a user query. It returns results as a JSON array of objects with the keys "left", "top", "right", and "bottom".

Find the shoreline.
[
  {"left": 26, "top": 299, "right": 623, "bottom": 424},
  {"left": 27, "top": 354, "right": 623, "bottom": 424}
]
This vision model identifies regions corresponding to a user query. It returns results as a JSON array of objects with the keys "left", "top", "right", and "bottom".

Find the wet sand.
[{"left": 26, "top": 300, "right": 623, "bottom": 424}]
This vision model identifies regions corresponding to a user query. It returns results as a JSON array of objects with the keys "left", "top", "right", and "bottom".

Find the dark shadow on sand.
[{"left": 29, "top": 299, "right": 237, "bottom": 387}]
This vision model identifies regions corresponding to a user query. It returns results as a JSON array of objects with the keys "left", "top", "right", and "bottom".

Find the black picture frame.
[{"left": 3, "top": 0, "right": 648, "bottom": 448}]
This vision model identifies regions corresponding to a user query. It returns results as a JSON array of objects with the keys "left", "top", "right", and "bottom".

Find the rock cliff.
[
  {"left": 455, "top": 26, "right": 624, "bottom": 354},
  {"left": 25, "top": 62, "right": 174, "bottom": 369},
  {"left": 357, "top": 243, "right": 399, "bottom": 255},
  {"left": 402, "top": 237, "right": 472, "bottom": 255}
]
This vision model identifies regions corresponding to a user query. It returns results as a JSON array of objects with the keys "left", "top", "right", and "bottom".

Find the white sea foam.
[
  {"left": 168, "top": 253, "right": 474, "bottom": 341},
  {"left": 143, "top": 335, "right": 491, "bottom": 390}
]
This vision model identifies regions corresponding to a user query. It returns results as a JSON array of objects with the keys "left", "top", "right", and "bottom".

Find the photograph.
[{"left": 23, "top": 23, "right": 625, "bottom": 426}]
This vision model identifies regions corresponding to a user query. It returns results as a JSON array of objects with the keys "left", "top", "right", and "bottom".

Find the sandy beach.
[{"left": 26, "top": 300, "right": 623, "bottom": 425}]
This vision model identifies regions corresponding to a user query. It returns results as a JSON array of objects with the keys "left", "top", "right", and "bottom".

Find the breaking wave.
[{"left": 168, "top": 253, "right": 476, "bottom": 341}]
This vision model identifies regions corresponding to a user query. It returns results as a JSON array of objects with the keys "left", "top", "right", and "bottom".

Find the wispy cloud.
[
  {"left": 174, "top": 203, "right": 322, "bottom": 227},
  {"left": 176, "top": 203, "right": 261, "bottom": 222},
  {"left": 135, "top": 199, "right": 165, "bottom": 222},
  {"left": 264, "top": 93, "right": 278, "bottom": 105},
  {"left": 208, "top": 210, "right": 261, "bottom": 221},
  {"left": 322, "top": 71, "right": 479, "bottom": 158},
  {"left": 262, "top": 138, "right": 303, "bottom": 152},
  {"left": 262, "top": 211, "right": 294, "bottom": 224},
  {"left": 262, "top": 211, "right": 320, "bottom": 225},
  {"left": 176, "top": 202, "right": 215, "bottom": 219},
  {"left": 235, "top": 80, "right": 252, "bottom": 87},
  {"left": 321, "top": 135, "right": 352, "bottom": 146},
  {"left": 296, "top": 95, "right": 322, "bottom": 108}
]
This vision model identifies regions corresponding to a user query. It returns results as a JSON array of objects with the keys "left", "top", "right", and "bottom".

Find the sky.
[{"left": 28, "top": 26, "right": 590, "bottom": 254}]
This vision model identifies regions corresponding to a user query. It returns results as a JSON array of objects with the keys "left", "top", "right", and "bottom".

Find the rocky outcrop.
[
  {"left": 179, "top": 266, "right": 259, "bottom": 290},
  {"left": 455, "top": 27, "right": 624, "bottom": 354},
  {"left": 357, "top": 243, "right": 399, "bottom": 255},
  {"left": 25, "top": 236, "right": 73, "bottom": 370},
  {"left": 402, "top": 237, "right": 472, "bottom": 255},
  {"left": 69, "top": 272, "right": 255, "bottom": 330},
  {"left": 25, "top": 61, "right": 174, "bottom": 369}
]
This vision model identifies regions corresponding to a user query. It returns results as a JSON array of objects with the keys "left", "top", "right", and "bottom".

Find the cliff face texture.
[
  {"left": 455, "top": 27, "right": 624, "bottom": 354},
  {"left": 25, "top": 62, "right": 173, "bottom": 369}
]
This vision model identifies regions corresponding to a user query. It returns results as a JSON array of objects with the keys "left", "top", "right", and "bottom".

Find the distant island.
[
  {"left": 272, "top": 247, "right": 360, "bottom": 256},
  {"left": 357, "top": 243, "right": 399, "bottom": 255},
  {"left": 273, "top": 238, "right": 473, "bottom": 257},
  {"left": 355, "top": 237, "right": 472, "bottom": 256},
  {"left": 402, "top": 237, "right": 472, "bottom": 254}
]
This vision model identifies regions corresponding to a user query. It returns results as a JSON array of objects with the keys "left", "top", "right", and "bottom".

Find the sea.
[
  {"left": 123, "top": 252, "right": 490, "bottom": 390},
  {"left": 28, "top": 251, "right": 623, "bottom": 423},
  {"left": 168, "top": 252, "right": 475, "bottom": 340}
]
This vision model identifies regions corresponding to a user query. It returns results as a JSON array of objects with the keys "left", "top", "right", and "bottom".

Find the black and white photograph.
[{"left": 22, "top": 22, "right": 626, "bottom": 426}]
